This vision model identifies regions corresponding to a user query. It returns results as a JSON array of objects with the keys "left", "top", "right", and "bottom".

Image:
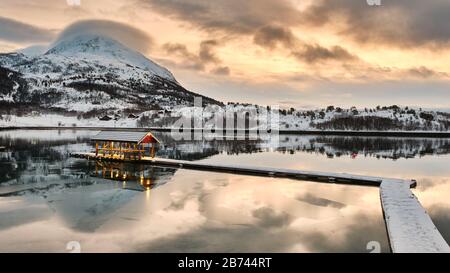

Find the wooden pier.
[
  {"left": 70, "top": 152, "right": 414, "bottom": 187},
  {"left": 70, "top": 152, "right": 450, "bottom": 253}
]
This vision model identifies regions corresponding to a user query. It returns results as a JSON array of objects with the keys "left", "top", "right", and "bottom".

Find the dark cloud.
[
  {"left": 0, "top": 16, "right": 55, "bottom": 44},
  {"left": 199, "top": 40, "right": 220, "bottom": 64},
  {"left": 139, "top": 1, "right": 360, "bottom": 64},
  {"left": 53, "top": 20, "right": 154, "bottom": 53},
  {"left": 143, "top": 0, "right": 450, "bottom": 48},
  {"left": 302, "top": 0, "right": 450, "bottom": 47},
  {"left": 254, "top": 25, "right": 357, "bottom": 64},
  {"left": 211, "top": 66, "right": 230, "bottom": 76},
  {"left": 162, "top": 39, "right": 230, "bottom": 75},
  {"left": 293, "top": 44, "right": 357, "bottom": 64},
  {"left": 163, "top": 43, "right": 188, "bottom": 54},
  {"left": 252, "top": 207, "right": 292, "bottom": 228},
  {"left": 163, "top": 42, "right": 205, "bottom": 70},
  {"left": 140, "top": 0, "right": 301, "bottom": 34},
  {"left": 296, "top": 193, "right": 346, "bottom": 209},
  {"left": 406, "top": 66, "right": 448, "bottom": 79},
  {"left": 253, "top": 25, "right": 296, "bottom": 49}
]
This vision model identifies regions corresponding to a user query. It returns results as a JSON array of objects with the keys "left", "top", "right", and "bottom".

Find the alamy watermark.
[
  {"left": 366, "top": 241, "right": 381, "bottom": 253},
  {"left": 366, "top": 0, "right": 381, "bottom": 6},
  {"left": 66, "top": 0, "right": 81, "bottom": 6},
  {"left": 170, "top": 97, "right": 280, "bottom": 143},
  {"left": 66, "top": 241, "right": 81, "bottom": 253}
]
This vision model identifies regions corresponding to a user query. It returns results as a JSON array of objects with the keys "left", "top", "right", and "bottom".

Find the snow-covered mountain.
[
  {"left": 1, "top": 35, "right": 449, "bottom": 131},
  {"left": 0, "top": 34, "right": 221, "bottom": 116},
  {"left": 45, "top": 34, "right": 176, "bottom": 81},
  {"left": 17, "top": 45, "right": 48, "bottom": 57}
]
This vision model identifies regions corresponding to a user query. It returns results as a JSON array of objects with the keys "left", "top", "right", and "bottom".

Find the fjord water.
[{"left": 0, "top": 130, "right": 449, "bottom": 253}]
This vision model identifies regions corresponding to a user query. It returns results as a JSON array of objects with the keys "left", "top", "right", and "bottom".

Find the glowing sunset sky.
[{"left": 1, "top": 0, "right": 450, "bottom": 109}]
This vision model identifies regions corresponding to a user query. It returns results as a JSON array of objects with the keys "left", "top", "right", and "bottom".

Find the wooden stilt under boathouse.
[{"left": 91, "top": 130, "right": 160, "bottom": 160}]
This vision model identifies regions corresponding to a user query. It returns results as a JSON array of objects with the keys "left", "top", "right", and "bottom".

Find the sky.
[{"left": 1, "top": 0, "right": 450, "bottom": 109}]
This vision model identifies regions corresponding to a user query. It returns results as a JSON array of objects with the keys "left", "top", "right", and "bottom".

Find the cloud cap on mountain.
[{"left": 52, "top": 20, "right": 154, "bottom": 53}]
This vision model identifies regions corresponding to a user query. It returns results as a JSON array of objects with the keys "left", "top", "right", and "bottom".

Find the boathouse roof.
[{"left": 91, "top": 130, "right": 160, "bottom": 144}]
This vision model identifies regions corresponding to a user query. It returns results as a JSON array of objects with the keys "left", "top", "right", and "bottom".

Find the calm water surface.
[{"left": 0, "top": 130, "right": 449, "bottom": 253}]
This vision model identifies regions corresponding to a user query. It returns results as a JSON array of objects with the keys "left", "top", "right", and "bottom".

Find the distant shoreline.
[{"left": 2, "top": 126, "right": 450, "bottom": 138}]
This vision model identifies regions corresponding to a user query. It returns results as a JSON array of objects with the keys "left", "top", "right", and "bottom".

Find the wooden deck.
[{"left": 70, "top": 152, "right": 450, "bottom": 253}]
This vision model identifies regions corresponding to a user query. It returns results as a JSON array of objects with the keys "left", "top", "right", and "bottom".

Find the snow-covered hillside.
[
  {"left": 1, "top": 35, "right": 449, "bottom": 131},
  {"left": 0, "top": 34, "right": 221, "bottom": 116},
  {"left": 135, "top": 104, "right": 450, "bottom": 131},
  {"left": 276, "top": 105, "right": 450, "bottom": 131},
  {"left": 1, "top": 102, "right": 450, "bottom": 132},
  {"left": 45, "top": 34, "right": 176, "bottom": 82}
]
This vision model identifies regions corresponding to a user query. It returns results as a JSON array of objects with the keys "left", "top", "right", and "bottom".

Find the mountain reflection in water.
[{"left": 0, "top": 129, "right": 450, "bottom": 252}]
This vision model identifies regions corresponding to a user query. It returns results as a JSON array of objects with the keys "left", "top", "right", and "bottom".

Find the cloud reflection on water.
[{"left": 0, "top": 130, "right": 449, "bottom": 252}]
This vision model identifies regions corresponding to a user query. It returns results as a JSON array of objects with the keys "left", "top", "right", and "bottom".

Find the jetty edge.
[{"left": 380, "top": 179, "right": 450, "bottom": 253}]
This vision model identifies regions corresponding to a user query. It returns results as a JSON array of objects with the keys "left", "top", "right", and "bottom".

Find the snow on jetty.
[{"left": 381, "top": 179, "right": 450, "bottom": 253}]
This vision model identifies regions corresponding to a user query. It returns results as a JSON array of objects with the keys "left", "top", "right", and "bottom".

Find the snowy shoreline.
[{"left": 2, "top": 126, "right": 450, "bottom": 138}]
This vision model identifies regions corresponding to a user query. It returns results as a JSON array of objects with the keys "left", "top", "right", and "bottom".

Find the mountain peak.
[
  {"left": 46, "top": 34, "right": 125, "bottom": 55},
  {"left": 45, "top": 34, "right": 176, "bottom": 82}
]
